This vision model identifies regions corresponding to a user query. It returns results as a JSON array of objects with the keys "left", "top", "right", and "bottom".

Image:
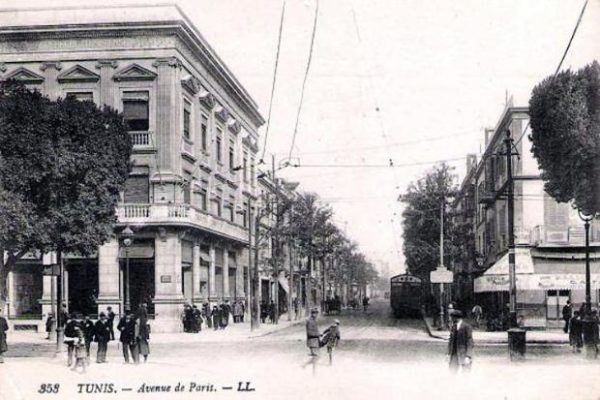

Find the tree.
[
  {"left": 400, "top": 163, "right": 458, "bottom": 283},
  {"left": 0, "top": 82, "right": 132, "bottom": 305},
  {"left": 529, "top": 61, "right": 600, "bottom": 215}
]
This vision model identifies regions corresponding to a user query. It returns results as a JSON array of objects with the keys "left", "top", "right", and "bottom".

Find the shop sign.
[
  {"left": 160, "top": 275, "right": 172, "bottom": 283},
  {"left": 430, "top": 268, "right": 453, "bottom": 283}
]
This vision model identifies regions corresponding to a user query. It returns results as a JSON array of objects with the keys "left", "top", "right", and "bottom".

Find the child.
[
  {"left": 72, "top": 326, "right": 87, "bottom": 373},
  {"left": 45, "top": 312, "right": 55, "bottom": 340},
  {"left": 321, "top": 320, "right": 341, "bottom": 365}
]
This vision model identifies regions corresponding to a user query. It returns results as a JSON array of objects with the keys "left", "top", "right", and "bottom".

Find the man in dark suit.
[
  {"left": 94, "top": 312, "right": 111, "bottom": 363},
  {"left": 117, "top": 310, "right": 138, "bottom": 363},
  {"left": 562, "top": 301, "right": 572, "bottom": 333},
  {"left": 447, "top": 309, "right": 473, "bottom": 372}
]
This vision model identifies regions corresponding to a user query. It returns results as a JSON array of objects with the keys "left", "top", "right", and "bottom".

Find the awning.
[
  {"left": 278, "top": 276, "right": 290, "bottom": 294},
  {"left": 483, "top": 248, "right": 534, "bottom": 275},
  {"left": 118, "top": 245, "right": 154, "bottom": 259}
]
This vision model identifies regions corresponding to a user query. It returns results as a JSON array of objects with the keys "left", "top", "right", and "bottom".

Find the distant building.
[
  {"left": 453, "top": 104, "right": 600, "bottom": 328},
  {"left": 0, "top": 5, "right": 265, "bottom": 332}
]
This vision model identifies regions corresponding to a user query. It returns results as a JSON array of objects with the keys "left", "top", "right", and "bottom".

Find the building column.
[
  {"left": 192, "top": 244, "right": 202, "bottom": 304},
  {"left": 223, "top": 248, "right": 230, "bottom": 300},
  {"left": 209, "top": 245, "right": 216, "bottom": 301},
  {"left": 97, "top": 239, "right": 121, "bottom": 316},
  {"left": 40, "top": 275, "right": 56, "bottom": 319},
  {"left": 236, "top": 249, "right": 245, "bottom": 300},
  {"left": 7, "top": 271, "right": 15, "bottom": 317},
  {"left": 40, "top": 61, "right": 62, "bottom": 100},
  {"left": 95, "top": 60, "right": 118, "bottom": 108},
  {"left": 154, "top": 233, "right": 185, "bottom": 332}
]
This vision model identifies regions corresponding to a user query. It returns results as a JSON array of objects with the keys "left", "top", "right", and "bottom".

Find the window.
[
  {"left": 183, "top": 171, "right": 192, "bottom": 205},
  {"left": 242, "top": 202, "right": 248, "bottom": 227},
  {"left": 198, "top": 190, "right": 207, "bottom": 211},
  {"left": 123, "top": 91, "right": 149, "bottom": 131},
  {"left": 228, "top": 195, "right": 235, "bottom": 222},
  {"left": 250, "top": 157, "right": 255, "bottom": 186},
  {"left": 216, "top": 128, "right": 223, "bottom": 162},
  {"left": 201, "top": 114, "right": 208, "bottom": 152},
  {"left": 243, "top": 152, "right": 248, "bottom": 183},
  {"left": 183, "top": 100, "right": 191, "bottom": 140},
  {"left": 66, "top": 92, "right": 93, "bottom": 102},
  {"left": 229, "top": 139, "right": 235, "bottom": 171},
  {"left": 123, "top": 175, "right": 149, "bottom": 203}
]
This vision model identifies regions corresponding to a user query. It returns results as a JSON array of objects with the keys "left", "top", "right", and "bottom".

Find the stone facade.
[{"left": 0, "top": 5, "right": 264, "bottom": 332}]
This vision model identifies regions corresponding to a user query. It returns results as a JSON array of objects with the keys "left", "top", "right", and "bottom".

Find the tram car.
[{"left": 390, "top": 273, "right": 423, "bottom": 318}]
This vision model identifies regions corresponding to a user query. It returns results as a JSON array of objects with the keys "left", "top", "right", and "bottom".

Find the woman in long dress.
[
  {"left": 0, "top": 308, "right": 8, "bottom": 363},
  {"left": 136, "top": 304, "right": 150, "bottom": 363}
]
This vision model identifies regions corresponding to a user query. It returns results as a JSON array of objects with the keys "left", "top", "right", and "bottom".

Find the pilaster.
[
  {"left": 7, "top": 271, "right": 15, "bottom": 316},
  {"left": 154, "top": 233, "right": 185, "bottom": 332},
  {"left": 95, "top": 60, "right": 118, "bottom": 108},
  {"left": 97, "top": 238, "right": 121, "bottom": 315},
  {"left": 209, "top": 245, "right": 216, "bottom": 301},
  {"left": 192, "top": 244, "right": 202, "bottom": 303},
  {"left": 40, "top": 61, "right": 62, "bottom": 100},
  {"left": 223, "top": 248, "right": 230, "bottom": 299}
]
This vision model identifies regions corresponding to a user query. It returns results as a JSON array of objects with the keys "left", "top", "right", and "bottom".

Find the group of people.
[
  {"left": 563, "top": 300, "right": 600, "bottom": 356},
  {"left": 305, "top": 308, "right": 341, "bottom": 365},
  {"left": 260, "top": 300, "right": 278, "bottom": 324},
  {"left": 61, "top": 304, "right": 151, "bottom": 372},
  {"left": 182, "top": 301, "right": 246, "bottom": 333}
]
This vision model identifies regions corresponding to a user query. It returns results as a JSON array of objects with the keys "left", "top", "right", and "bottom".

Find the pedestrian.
[
  {"left": 94, "top": 312, "right": 111, "bottom": 363},
  {"left": 269, "top": 300, "right": 276, "bottom": 324},
  {"left": 362, "top": 296, "right": 369, "bottom": 312},
  {"left": 293, "top": 298, "right": 299, "bottom": 320},
  {"left": 569, "top": 310, "right": 583, "bottom": 353},
  {"left": 63, "top": 313, "right": 80, "bottom": 367},
  {"left": 45, "top": 312, "right": 55, "bottom": 340},
  {"left": 233, "top": 301, "right": 241, "bottom": 323},
  {"left": 471, "top": 304, "right": 483, "bottom": 328},
  {"left": 135, "top": 314, "right": 150, "bottom": 363},
  {"left": 447, "top": 309, "right": 473, "bottom": 372},
  {"left": 106, "top": 306, "right": 116, "bottom": 341},
  {"left": 305, "top": 307, "right": 321, "bottom": 356},
  {"left": 72, "top": 326, "right": 87, "bottom": 373},
  {"left": 240, "top": 301, "right": 246, "bottom": 322},
  {"left": 82, "top": 315, "right": 95, "bottom": 361},
  {"left": 192, "top": 305, "right": 202, "bottom": 332},
  {"left": 0, "top": 306, "right": 8, "bottom": 364},
  {"left": 562, "top": 301, "right": 572, "bottom": 333},
  {"left": 221, "top": 303, "right": 230, "bottom": 329},
  {"left": 204, "top": 303, "right": 212, "bottom": 329},
  {"left": 212, "top": 306, "right": 220, "bottom": 331},
  {"left": 117, "top": 310, "right": 137, "bottom": 364},
  {"left": 260, "top": 301, "right": 268, "bottom": 324},
  {"left": 182, "top": 304, "right": 193, "bottom": 333},
  {"left": 321, "top": 320, "right": 341, "bottom": 365}
]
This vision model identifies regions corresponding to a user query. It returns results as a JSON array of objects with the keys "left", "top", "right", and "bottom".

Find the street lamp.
[{"left": 121, "top": 225, "right": 134, "bottom": 311}]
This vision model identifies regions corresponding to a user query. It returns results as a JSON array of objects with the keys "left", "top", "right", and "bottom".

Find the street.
[{"left": 2, "top": 300, "right": 600, "bottom": 400}]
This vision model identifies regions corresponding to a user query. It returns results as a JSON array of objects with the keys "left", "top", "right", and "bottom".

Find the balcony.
[
  {"left": 116, "top": 203, "right": 248, "bottom": 244},
  {"left": 181, "top": 138, "right": 195, "bottom": 161},
  {"left": 129, "top": 131, "right": 155, "bottom": 152}
]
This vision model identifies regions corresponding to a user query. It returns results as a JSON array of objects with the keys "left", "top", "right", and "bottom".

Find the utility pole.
[
  {"left": 55, "top": 250, "right": 64, "bottom": 353},
  {"left": 271, "top": 154, "right": 280, "bottom": 324},
  {"left": 247, "top": 199, "right": 254, "bottom": 330},
  {"left": 252, "top": 201, "right": 261, "bottom": 331},
  {"left": 439, "top": 201, "right": 445, "bottom": 328},
  {"left": 288, "top": 203, "right": 294, "bottom": 322},
  {"left": 505, "top": 130, "right": 517, "bottom": 328}
]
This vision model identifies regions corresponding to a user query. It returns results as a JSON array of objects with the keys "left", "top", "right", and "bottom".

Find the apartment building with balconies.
[
  {"left": 464, "top": 103, "right": 600, "bottom": 328},
  {"left": 0, "top": 4, "right": 264, "bottom": 331}
]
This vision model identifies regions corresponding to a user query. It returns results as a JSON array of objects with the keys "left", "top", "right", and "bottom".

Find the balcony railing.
[
  {"left": 129, "top": 131, "right": 154, "bottom": 148},
  {"left": 181, "top": 138, "right": 195, "bottom": 160},
  {"left": 116, "top": 203, "right": 248, "bottom": 243}
]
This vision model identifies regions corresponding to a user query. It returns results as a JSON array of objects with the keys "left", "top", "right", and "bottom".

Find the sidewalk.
[
  {"left": 5, "top": 316, "right": 303, "bottom": 357},
  {"left": 422, "top": 316, "right": 569, "bottom": 345}
]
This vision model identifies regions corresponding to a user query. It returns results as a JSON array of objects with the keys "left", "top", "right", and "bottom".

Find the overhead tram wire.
[
  {"left": 513, "top": 0, "right": 589, "bottom": 147},
  {"left": 286, "top": 0, "right": 320, "bottom": 161},
  {"left": 351, "top": 2, "right": 405, "bottom": 260},
  {"left": 287, "top": 156, "right": 467, "bottom": 169},
  {"left": 259, "top": 0, "right": 287, "bottom": 164}
]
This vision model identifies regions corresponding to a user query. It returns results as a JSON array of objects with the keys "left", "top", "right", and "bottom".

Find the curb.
[
  {"left": 247, "top": 320, "right": 304, "bottom": 339},
  {"left": 420, "top": 314, "right": 448, "bottom": 341}
]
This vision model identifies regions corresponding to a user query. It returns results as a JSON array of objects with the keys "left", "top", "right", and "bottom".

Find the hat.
[
  {"left": 449, "top": 309, "right": 463, "bottom": 318},
  {"left": 310, "top": 307, "right": 319, "bottom": 314},
  {"left": 99, "top": 312, "right": 106, "bottom": 318}
]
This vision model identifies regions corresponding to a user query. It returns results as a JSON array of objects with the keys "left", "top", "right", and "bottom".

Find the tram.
[{"left": 390, "top": 273, "right": 423, "bottom": 318}]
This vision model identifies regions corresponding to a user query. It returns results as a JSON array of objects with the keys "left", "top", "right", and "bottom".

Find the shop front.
[{"left": 475, "top": 248, "right": 600, "bottom": 329}]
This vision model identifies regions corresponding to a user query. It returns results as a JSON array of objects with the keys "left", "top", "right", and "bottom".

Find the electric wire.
[
  {"left": 259, "top": 0, "right": 287, "bottom": 163},
  {"left": 286, "top": 0, "right": 320, "bottom": 160}
]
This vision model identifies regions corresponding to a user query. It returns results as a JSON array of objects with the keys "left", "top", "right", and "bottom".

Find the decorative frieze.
[
  {"left": 39, "top": 61, "right": 62, "bottom": 71},
  {"left": 4, "top": 67, "right": 44, "bottom": 83},
  {"left": 113, "top": 63, "right": 157, "bottom": 82},
  {"left": 199, "top": 89, "right": 216, "bottom": 109},
  {"left": 152, "top": 56, "right": 182, "bottom": 69},
  {"left": 57, "top": 65, "right": 100, "bottom": 83},
  {"left": 181, "top": 74, "right": 201, "bottom": 94},
  {"left": 95, "top": 60, "right": 118, "bottom": 69}
]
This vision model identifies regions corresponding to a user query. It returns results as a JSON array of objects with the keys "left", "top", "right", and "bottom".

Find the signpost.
[{"left": 430, "top": 267, "right": 453, "bottom": 329}]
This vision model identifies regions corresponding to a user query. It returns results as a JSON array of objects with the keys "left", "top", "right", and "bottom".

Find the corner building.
[{"left": 0, "top": 5, "right": 264, "bottom": 332}]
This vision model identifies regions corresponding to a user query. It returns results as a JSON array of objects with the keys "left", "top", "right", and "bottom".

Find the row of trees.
[{"left": 255, "top": 189, "right": 378, "bottom": 312}]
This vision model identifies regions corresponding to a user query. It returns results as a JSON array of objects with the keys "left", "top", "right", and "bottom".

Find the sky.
[{"left": 3, "top": 0, "right": 600, "bottom": 276}]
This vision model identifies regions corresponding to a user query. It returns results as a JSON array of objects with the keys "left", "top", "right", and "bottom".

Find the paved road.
[{"left": 2, "top": 300, "right": 599, "bottom": 400}]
